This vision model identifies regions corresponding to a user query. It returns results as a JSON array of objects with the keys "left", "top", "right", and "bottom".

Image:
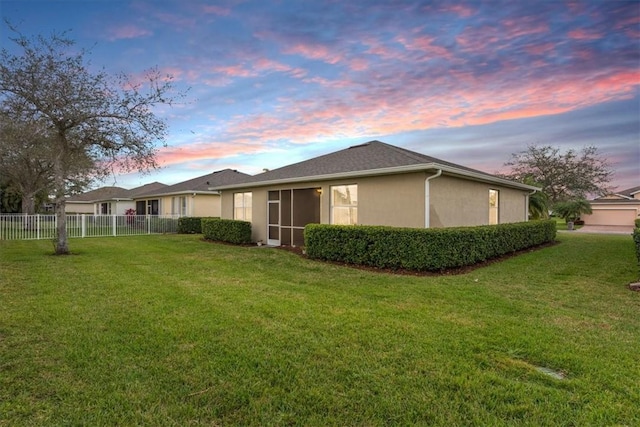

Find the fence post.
[
  {"left": 81, "top": 214, "right": 86, "bottom": 238},
  {"left": 112, "top": 214, "right": 117, "bottom": 236},
  {"left": 36, "top": 214, "right": 40, "bottom": 240}
]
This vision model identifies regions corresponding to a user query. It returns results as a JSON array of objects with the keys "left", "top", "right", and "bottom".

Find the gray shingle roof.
[
  {"left": 212, "top": 140, "right": 534, "bottom": 190},
  {"left": 618, "top": 185, "right": 640, "bottom": 197},
  {"left": 141, "top": 169, "right": 251, "bottom": 197},
  {"left": 128, "top": 182, "right": 168, "bottom": 198},
  {"left": 66, "top": 186, "right": 130, "bottom": 202}
]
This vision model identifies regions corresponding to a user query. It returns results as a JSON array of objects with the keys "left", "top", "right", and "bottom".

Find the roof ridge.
[{"left": 373, "top": 141, "right": 439, "bottom": 164}]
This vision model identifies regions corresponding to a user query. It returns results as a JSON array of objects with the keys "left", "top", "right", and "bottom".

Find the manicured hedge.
[
  {"left": 177, "top": 217, "right": 220, "bottom": 234},
  {"left": 304, "top": 220, "right": 557, "bottom": 272},
  {"left": 202, "top": 218, "right": 252, "bottom": 244}
]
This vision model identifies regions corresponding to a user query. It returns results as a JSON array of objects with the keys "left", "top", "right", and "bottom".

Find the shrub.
[
  {"left": 635, "top": 218, "right": 640, "bottom": 228},
  {"left": 304, "top": 220, "right": 556, "bottom": 272},
  {"left": 177, "top": 217, "right": 219, "bottom": 234},
  {"left": 202, "top": 218, "right": 251, "bottom": 245}
]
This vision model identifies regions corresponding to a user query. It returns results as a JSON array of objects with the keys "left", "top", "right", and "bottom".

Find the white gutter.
[{"left": 425, "top": 169, "right": 442, "bottom": 228}]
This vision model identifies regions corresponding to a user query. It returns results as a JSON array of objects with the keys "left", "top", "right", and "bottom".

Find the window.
[
  {"left": 147, "top": 199, "right": 159, "bottom": 215},
  {"left": 100, "top": 202, "right": 111, "bottom": 215},
  {"left": 136, "top": 201, "right": 145, "bottom": 215},
  {"left": 489, "top": 189, "right": 499, "bottom": 225},
  {"left": 172, "top": 196, "right": 187, "bottom": 216},
  {"left": 234, "top": 192, "right": 252, "bottom": 221},
  {"left": 331, "top": 184, "right": 357, "bottom": 225}
]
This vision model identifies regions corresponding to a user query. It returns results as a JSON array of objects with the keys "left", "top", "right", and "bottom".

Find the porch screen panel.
[
  {"left": 281, "top": 190, "right": 292, "bottom": 226},
  {"left": 293, "top": 189, "right": 320, "bottom": 226}
]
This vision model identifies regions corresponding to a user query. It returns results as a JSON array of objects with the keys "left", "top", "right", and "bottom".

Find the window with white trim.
[
  {"left": 172, "top": 196, "right": 187, "bottom": 216},
  {"left": 234, "top": 192, "right": 252, "bottom": 221},
  {"left": 489, "top": 189, "right": 499, "bottom": 225},
  {"left": 331, "top": 184, "right": 358, "bottom": 225}
]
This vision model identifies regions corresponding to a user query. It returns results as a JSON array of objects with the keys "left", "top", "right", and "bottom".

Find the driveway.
[{"left": 572, "top": 225, "right": 635, "bottom": 235}]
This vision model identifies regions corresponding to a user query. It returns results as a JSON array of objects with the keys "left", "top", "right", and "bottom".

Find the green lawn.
[{"left": 1, "top": 233, "right": 638, "bottom": 426}]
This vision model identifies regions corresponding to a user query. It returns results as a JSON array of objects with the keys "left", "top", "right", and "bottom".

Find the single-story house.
[
  {"left": 131, "top": 169, "right": 250, "bottom": 217},
  {"left": 581, "top": 185, "right": 640, "bottom": 226},
  {"left": 211, "top": 140, "right": 539, "bottom": 246},
  {"left": 65, "top": 182, "right": 168, "bottom": 215}
]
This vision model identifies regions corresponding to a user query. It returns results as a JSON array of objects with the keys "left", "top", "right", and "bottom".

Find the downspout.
[{"left": 425, "top": 169, "right": 442, "bottom": 228}]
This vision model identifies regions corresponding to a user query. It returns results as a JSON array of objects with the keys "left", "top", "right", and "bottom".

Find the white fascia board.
[
  {"left": 137, "top": 190, "right": 220, "bottom": 198},
  {"left": 211, "top": 163, "right": 540, "bottom": 192}
]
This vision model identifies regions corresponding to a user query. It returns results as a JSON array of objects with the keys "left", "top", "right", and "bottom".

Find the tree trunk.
[
  {"left": 21, "top": 192, "right": 36, "bottom": 215},
  {"left": 53, "top": 148, "right": 69, "bottom": 255}
]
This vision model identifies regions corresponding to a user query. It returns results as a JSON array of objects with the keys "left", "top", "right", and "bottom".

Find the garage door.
[{"left": 582, "top": 209, "right": 637, "bottom": 226}]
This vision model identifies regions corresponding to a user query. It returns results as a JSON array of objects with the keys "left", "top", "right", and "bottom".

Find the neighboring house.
[
  {"left": 581, "top": 185, "right": 640, "bottom": 226},
  {"left": 212, "top": 140, "right": 539, "bottom": 246},
  {"left": 65, "top": 182, "right": 168, "bottom": 215},
  {"left": 133, "top": 169, "right": 251, "bottom": 217}
]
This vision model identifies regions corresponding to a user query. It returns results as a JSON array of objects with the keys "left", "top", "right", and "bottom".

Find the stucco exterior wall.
[
  {"left": 65, "top": 203, "right": 94, "bottom": 214},
  {"left": 193, "top": 195, "right": 222, "bottom": 217},
  {"left": 155, "top": 194, "right": 221, "bottom": 217},
  {"left": 429, "top": 175, "right": 528, "bottom": 227},
  {"left": 221, "top": 172, "right": 530, "bottom": 244}
]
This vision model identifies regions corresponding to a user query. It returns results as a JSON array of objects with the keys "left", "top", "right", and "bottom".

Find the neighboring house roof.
[
  {"left": 140, "top": 169, "right": 251, "bottom": 197},
  {"left": 128, "top": 182, "right": 169, "bottom": 198},
  {"left": 66, "top": 182, "right": 168, "bottom": 203},
  {"left": 211, "top": 140, "right": 538, "bottom": 191},
  {"left": 615, "top": 185, "right": 640, "bottom": 199},
  {"left": 591, "top": 185, "right": 640, "bottom": 203},
  {"left": 66, "top": 186, "right": 130, "bottom": 203}
]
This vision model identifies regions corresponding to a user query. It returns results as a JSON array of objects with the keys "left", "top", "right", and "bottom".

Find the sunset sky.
[{"left": 2, "top": 0, "right": 639, "bottom": 191}]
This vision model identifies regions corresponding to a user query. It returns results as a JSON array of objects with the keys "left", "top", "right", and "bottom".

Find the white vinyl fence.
[{"left": 0, "top": 214, "right": 180, "bottom": 241}]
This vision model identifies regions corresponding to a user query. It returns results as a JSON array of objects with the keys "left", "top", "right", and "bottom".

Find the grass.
[
  {"left": 1, "top": 233, "right": 639, "bottom": 426},
  {"left": 552, "top": 216, "right": 583, "bottom": 231}
]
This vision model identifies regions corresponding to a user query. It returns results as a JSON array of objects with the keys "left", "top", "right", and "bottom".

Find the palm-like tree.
[
  {"left": 529, "top": 190, "right": 550, "bottom": 220},
  {"left": 553, "top": 199, "right": 592, "bottom": 223}
]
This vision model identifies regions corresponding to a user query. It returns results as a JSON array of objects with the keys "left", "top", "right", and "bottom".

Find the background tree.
[
  {"left": 553, "top": 199, "right": 593, "bottom": 224},
  {"left": 0, "top": 180, "right": 22, "bottom": 214},
  {"left": 0, "top": 112, "right": 55, "bottom": 214},
  {"left": 0, "top": 24, "right": 182, "bottom": 254},
  {"left": 503, "top": 144, "right": 613, "bottom": 205}
]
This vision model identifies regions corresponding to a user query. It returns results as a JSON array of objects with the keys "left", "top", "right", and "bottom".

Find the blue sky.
[{"left": 1, "top": 0, "right": 638, "bottom": 191}]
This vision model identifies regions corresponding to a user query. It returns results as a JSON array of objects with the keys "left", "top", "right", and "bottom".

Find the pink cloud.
[
  {"left": 524, "top": 42, "right": 556, "bottom": 56},
  {"left": 567, "top": 28, "right": 603, "bottom": 40},
  {"left": 396, "top": 35, "right": 453, "bottom": 60},
  {"left": 202, "top": 5, "right": 231, "bottom": 16},
  {"left": 284, "top": 43, "right": 343, "bottom": 64},
  {"left": 105, "top": 24, "right": 152, "bottom": 41},
  {"left": 438, "top": 4, "right": 475, "bottom": 17}
]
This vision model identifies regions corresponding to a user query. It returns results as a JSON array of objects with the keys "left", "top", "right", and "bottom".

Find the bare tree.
[
  {"left": 503, "top": 144, "right": 613, "bottom": 205},
  {"left": 0, "top": 24, "right": 182, "bottom": 254}
]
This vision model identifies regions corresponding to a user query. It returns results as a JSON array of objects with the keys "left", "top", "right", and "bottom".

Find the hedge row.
[
  {"left": 202, "top": 218, "right": 252, "bottom": 244},
  {"left": 304, "top": 220, "right": 557, "bottom": 272},
  {"left": 177, "top": 217, "right": 220, "bottom": 234}
]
